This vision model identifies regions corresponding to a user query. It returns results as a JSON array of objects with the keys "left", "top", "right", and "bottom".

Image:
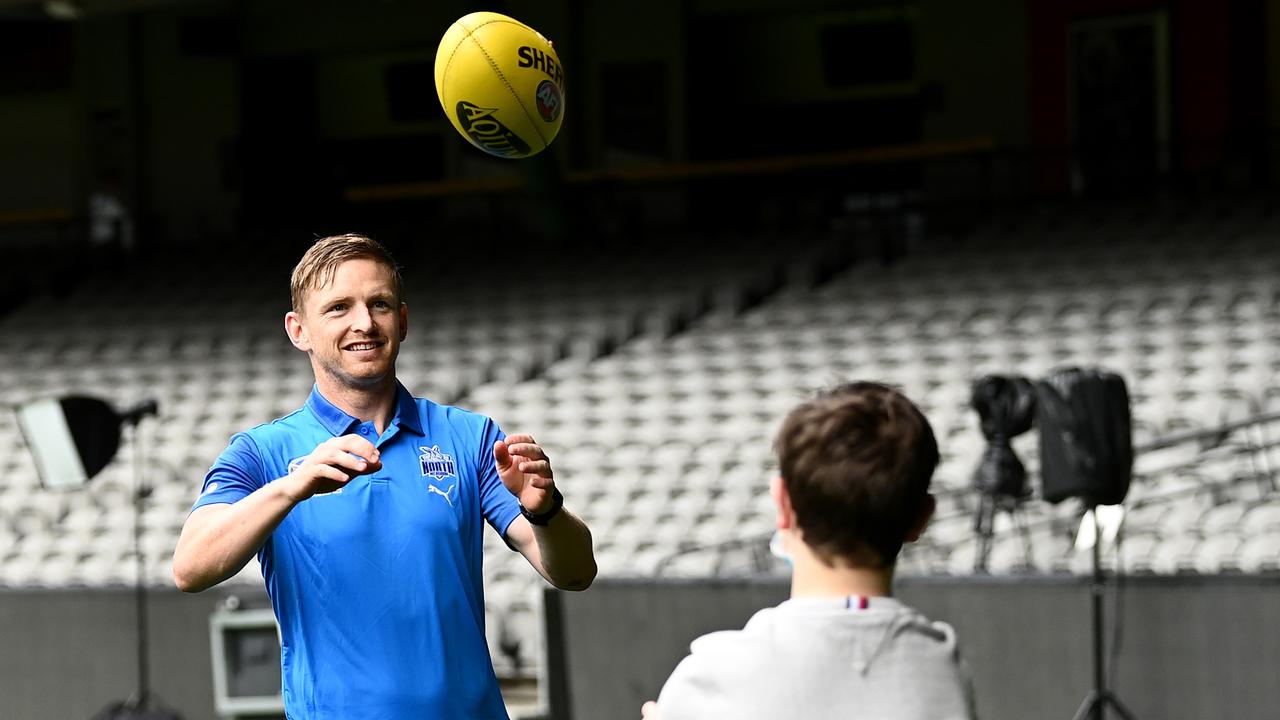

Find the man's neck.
[
  {"left": 315, "top": 374, "right": 399, "bottom": 434},
  {"left": 787, "top": 541, "right": 894, "bottom": 599}
]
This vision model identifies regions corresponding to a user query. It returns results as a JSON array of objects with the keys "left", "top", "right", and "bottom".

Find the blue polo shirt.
[{"left": 193, "top": 383, "right": 522, "bottom": 719}]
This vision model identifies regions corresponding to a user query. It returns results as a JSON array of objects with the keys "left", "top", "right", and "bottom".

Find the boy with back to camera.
[{"left": 643, "top": 382, "right": 976, "bottom": 720}]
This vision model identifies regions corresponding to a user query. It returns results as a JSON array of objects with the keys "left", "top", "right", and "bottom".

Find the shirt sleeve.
[
  {"left": 652, "top": 650, "right": 719, "bottom": 720},
  {"left": 477, "top": 417, "right": 522, "bottom": 538},
  {"left": 190, "top": 433, "right": 268, "bottom": 511}
]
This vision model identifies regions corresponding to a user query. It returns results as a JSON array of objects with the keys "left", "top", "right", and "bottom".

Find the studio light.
[{"left": 14, "top": 395, "right": 180, "bottom": 719}]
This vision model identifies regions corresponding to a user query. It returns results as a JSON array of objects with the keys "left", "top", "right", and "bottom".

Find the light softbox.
[
  {"left": 15, "top": 395, "right": 124, "bottom": 489},
  {"left": 1035, "top": 367, "right": 1133, "bottom": 506}
]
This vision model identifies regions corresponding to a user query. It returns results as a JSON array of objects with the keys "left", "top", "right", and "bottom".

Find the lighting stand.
[
  {"left": 1070, "top": 507, "right": 1136, "bottom": 720},
  {"left": 93, "top": 400, "right": 180, "bottom": 720}
]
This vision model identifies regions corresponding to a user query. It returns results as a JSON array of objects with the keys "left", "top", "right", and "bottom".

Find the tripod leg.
[
  {"left": 974, "top": 533, "right": 990, "bottom": 574},
  {"left": 974, "top": 494, "right": 995, "bottom": 573},
  {"left": 1014, "top": 506, "right": 1034, "bottom": 570},
  {"left": 1099, "top": 690, "right": 1138, "bottom": 720},
  {"left": 1070, "top": 691, "right": 1102, "bottom": 720}
]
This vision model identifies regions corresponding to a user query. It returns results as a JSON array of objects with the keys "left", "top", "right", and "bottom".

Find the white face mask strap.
[{"left": 769, "top": 530, "right": 792, "bottom": 566}]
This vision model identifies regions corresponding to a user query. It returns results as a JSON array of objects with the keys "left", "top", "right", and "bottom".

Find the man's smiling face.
[{"left": 288, "top": 257, "right": 408, "bottom": 391}]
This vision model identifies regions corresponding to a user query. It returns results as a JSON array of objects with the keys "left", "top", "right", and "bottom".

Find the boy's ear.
[
  {"left": 770, "top": 476, "right": 795, "bottom": 530},
  {"left": 905, "top": 493, "right": 937, "bottom": 543}
]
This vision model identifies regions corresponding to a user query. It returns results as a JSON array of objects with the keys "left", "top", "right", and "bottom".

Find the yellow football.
[{"left": 434, "top": 12, "right": 564, "bottom": 159}]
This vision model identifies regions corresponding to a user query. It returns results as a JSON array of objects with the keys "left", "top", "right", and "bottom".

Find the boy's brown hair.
[{"left": 775, "top": 382, "right": 939, "bottom": 568}]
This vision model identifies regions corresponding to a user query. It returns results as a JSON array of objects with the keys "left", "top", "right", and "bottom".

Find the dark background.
[{"left": 0, "top": 0, "right": 1273, "bottom": 255}]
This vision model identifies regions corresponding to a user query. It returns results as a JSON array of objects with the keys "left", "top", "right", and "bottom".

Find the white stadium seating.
[{"left": 1, "top": 204, "right": 1278, "bottom": 674}]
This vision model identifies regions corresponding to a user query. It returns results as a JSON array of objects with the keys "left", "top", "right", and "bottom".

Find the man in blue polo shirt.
[{"left": 173, "top": 234, "right": 597, "bottom": 719}]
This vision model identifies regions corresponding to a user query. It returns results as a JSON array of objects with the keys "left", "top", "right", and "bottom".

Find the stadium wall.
[
  {"left": 2, "top": 577, "right": 1277, "bottom": 719},
  {"left": 548, "top": 575, "right": 1280, "bottom": 720},
  {"left": 0, "top": 586, "right": 245, "bottom": 720}
]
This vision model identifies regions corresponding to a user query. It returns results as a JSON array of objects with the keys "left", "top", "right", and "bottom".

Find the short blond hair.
[{"left": 290, "top": 234, "right": 402, "bottom": 313}]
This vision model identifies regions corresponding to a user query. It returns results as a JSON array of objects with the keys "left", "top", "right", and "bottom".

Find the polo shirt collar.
[
  {"left": 392, "top": 382, "right": 424, "bottom": 436},
  {"left": 305, "top": 382, "right": 424, "bottom": 437}
]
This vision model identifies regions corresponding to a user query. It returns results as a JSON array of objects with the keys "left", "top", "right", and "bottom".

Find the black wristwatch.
[{"left": 521, "top": 487, "right": 564, "bottom": 526}]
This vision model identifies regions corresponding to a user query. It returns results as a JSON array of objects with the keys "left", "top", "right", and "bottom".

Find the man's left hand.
[{"left": 494, "top": 434, "right": 556, "bottom": 513}]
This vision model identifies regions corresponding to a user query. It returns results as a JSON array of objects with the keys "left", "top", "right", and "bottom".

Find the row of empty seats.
[
  {"left": 0, "top": 231, "right": 842, "bottom": 674},
  {"left": 1, "top": 201, "right": 1278, "bottom": 675},
  {"left": 459, "top": 205, "right": 1280, "bottom": 669}
]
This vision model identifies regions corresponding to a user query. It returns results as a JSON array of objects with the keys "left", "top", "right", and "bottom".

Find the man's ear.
[
  {"left": 398, "top": 302, "right": 408, "bottom": 342},
  {"left": 285, "top": 311, "right": 311, "bottom": 352},
  {"left": 770, "top": 476, "right": 795, "bottom": 531},
  {"left": 905, "top": 493, "right": 937, "bottom": 543}
]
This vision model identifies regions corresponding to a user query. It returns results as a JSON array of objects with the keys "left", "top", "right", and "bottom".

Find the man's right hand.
[
  {"left": 283, "top": 434, "right": 382, "bottom": 502},
  {"left": 175, "top": 435, "right": 383, "bottom": 593}
]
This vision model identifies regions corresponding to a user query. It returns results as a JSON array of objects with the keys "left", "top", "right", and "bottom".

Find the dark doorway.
[{"left": 1069, "top": 13, "right": 1170, "bottom": 195}]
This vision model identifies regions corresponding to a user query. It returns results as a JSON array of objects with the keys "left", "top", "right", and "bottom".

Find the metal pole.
[
  {"left": 133, "top": 423, "right": 150, "bottom": 708},
  {"left": 1091, "top": 509, "right": 1106, "bottom": 720}
]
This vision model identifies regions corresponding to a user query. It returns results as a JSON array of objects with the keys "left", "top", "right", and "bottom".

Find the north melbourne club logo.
[{"left": 419, "top": 445, "right": 458, "bottom": 481}]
